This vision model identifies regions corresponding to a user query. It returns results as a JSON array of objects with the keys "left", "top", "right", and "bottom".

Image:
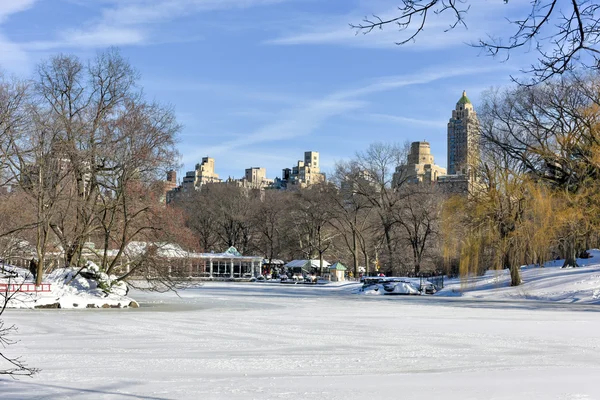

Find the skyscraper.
[{"left": 447, "top": 91, "right": 479, "bottom": 175}]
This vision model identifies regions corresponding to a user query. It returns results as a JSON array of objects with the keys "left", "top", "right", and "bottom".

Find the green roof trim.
[
  {"left": 224, "top": 246, "right": 242, "bottom": 257},
  {"left": 458, "top": 90, "right": 471, "bottom": 105},
  {"left": 329, "top": 262, "right": 347, "bottom": 271}
]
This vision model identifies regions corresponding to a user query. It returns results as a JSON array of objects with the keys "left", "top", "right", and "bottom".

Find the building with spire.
[
  {"left": 439, "top": 91, "right": 481, "bottom": 195},
  {"left": 447, "top": 90, "right": 479, "bottom": 175}
]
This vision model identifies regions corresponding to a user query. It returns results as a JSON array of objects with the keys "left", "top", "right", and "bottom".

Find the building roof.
[
  {"left": 263, "top": 259, "right": 285, "bottom": 265},
  {"left": 284, "top": 259, "right": 331, "bottom": 269},
  {"left": 106, "top": 242, "right": 262, "bottom": 261},
  {"left": 224, "top": 246, "right": 242, "bottom": 257},
  {"left": 458, "top": 90, "right": 471, "bottom": 105},
  {"left": 329, "top": 262, "right": 347, "bottom": 271}
]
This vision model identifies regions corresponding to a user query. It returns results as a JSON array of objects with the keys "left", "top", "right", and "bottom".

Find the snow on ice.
[{"left": 0, "top": 253, "right": 600, "bottom": 399}]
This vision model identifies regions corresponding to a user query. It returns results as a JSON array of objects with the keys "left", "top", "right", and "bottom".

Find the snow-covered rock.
[
  {"left": 359, "top": 280, "right": 421, "bottom": 295},
  {"left": 1, "top": 264, "right": 137, "bottom": 309}
]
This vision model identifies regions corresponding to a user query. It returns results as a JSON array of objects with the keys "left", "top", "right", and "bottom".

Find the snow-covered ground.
[
  {"left": 1, "top": 281, "right": 600, "bottom": 399},
  {"left": 437, "top": 249, "right": 600, "bottom": 303}
]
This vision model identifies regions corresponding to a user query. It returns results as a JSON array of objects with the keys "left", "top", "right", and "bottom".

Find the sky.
[{"left": 0, "top": 0, "right": 539, "bottom": 181}]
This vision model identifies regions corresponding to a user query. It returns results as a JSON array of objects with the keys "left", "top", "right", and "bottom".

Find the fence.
[{"left": 0, "top": 283, "right": 52, "bottom": 293}]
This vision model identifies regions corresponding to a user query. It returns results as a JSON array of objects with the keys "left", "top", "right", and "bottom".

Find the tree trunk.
[
  {"left": 319, "top": 251, "right": 324, "bottom": 277},
  {"left": 35, "top": 258, "right": 43, "bottom": 286},
  {"left": 413, "top": 244, "right": 420, "bottom": 275},
  {"left": 352, "top": 230, "right": 359, "bottom": 279},
  {"left": 384, "top": 226, "right": 394, "bottom": 271},
  {"left": 562, "top": 238, "right": 579, "bottom": 268},
  {"left": 509, "top": 264, "right": 521, "bottom": 286},
  {"left": 504, "top": 250, "right": 521, "bottom": 287}
]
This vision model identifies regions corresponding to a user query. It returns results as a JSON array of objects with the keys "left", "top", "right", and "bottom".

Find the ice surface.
[{"left": 1, "top": 283, "right": 600, "bottom": 399}]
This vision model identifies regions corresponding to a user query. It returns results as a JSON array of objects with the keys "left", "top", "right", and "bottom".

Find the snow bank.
[
  {"left": 1, "top": 262, "right": 137, "bottom": 309},
  {"left": 437, "top": 249, "right": 600, "bottom": 304}
]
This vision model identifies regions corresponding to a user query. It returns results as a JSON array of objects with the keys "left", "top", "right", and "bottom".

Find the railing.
[{"left": 0, "top": 283, "right": 52, "bottom": 293}]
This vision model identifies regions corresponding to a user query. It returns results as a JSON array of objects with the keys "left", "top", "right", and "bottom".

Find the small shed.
[
  {"left": 329, "top": 262, "right": 347, "bottom": 282},
  {"left": 284, "top": 259, "right": 331, "bottom": 277}
]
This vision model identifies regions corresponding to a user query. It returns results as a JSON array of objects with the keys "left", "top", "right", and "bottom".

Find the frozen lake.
[{"left": 1, "top": 282, "right": 600, "bottom": 399}]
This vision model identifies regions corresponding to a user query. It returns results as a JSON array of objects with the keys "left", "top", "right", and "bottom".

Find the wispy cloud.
[
  {"left": 143, "top": 79, "right": 303, "bottom": 105},
  {"left": 26, "top": 0, "right": 294, "bottom": 50},
  {"left": 266, "top": 22, "right": 475, "bottom": 50},
  {"left": 0, "top": 0, "right": 37, "bottom": 73},
  {"left": 25, "top": 26, "right": 146, "bottom": 51},
  {"left": 200, "top": 97, "right": 365, "bottom": 156},
  {"left": 266, "top": 1, "right": 525, "bottom": 49},
  {"left": 358, "top": 113, "right": 447, "bottom": 128},
  {"left": 330, "top": 65, "right": 510, "bottom": 100},
  {"left": 101, "top": 0, "right": 290, "bottom": 26},
  {"left": 0, "top": 0, "right": 36, "bottom": 23},
  {"left": 193, "top": 63, "right": 502, "bottom": 157},
  {"left": 0, "top": 35, "right": 30, "bottom": 73}
]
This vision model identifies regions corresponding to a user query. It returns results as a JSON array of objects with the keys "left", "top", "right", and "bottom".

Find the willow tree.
[
  {"left": 479, "top": 74, "right": 600, "bottom": 268},
  {"left": 518, "top": 182, "right": 555, "bottom": 267},
  {"left": 467, "top": 162, "right": 528, "bottom": 286},
  {"left": 441, "top": 138, "right": 534, "bottom": 286}
]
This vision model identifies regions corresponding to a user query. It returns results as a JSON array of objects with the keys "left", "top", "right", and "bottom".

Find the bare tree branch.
[{"left": 352, "top": 1, "right": 600, "bottom": 84}]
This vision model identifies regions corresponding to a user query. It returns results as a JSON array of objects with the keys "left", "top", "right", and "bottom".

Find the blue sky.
[{"left": 0, "top": 0, "right": 537, "bottom": 180}]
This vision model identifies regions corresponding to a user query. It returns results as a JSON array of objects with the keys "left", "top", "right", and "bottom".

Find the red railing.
[{"left": 0, "top": 283, "right": 52, "bottom": 293}]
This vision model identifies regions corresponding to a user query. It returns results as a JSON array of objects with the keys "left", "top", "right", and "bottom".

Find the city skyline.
[
  {"left": 0, "top": 1, "right": 539, "bottom": 179},
  {"left": 174, "top": 90, "right": 471, "bottom": 184}
]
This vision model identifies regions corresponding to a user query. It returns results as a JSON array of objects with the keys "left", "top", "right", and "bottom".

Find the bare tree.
[
  {"left": 1, "top": 50, "right": 181, "bottom": 286},
  {"left": 0, "top": 75, "right": 66, "bottom": 284},
  {"left": 348, "top": 142, "right": 409, "bottom": 271},
  {"left": 394, "top": 184, "right": 442, "bottom": 275},
  {"left": 251, "top": 190, "right": 292, "bottom": 264},
  {"left": 180, "top": 184, "right": 258, "bottom": 254},
  {"left": 351, "top": 1, "right": 600, "bottom": 84},
  {"left": 291, "top": 183, "right": 338, "bottom": 275},
  {"left": 331, "top": 161, "right": 378, "bottom": 277},
  {"left": 0, "top": 276, "right": 38, "bottom": 377},
  {"left": 180, "top": 190, "right": 221, "bottom": 253}
]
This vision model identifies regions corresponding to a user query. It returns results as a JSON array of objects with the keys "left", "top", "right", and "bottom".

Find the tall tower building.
[{"left": 447, "top": 91, "right": 479, "bottom": 175}]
